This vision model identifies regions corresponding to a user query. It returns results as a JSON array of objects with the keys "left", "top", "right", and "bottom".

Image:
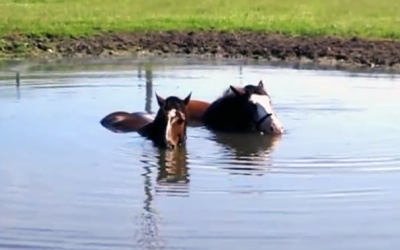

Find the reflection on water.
[
  {"left": 213, "top": 132, "right": 281, "bottom": 158},
  {"left": 1, "top": 61, "right": 400, "bottom": 250},
  {"left": 135, "top": 145, "right": 189, "bottom": 249},
  {"left": 136, "top": 151, "right": 166, "bottom": 250},
  {"left": 211, "top": 132, "right": 282, "bottom": 175},
  {"left": 145, "top": 66, "right": 153, "bottom": 114},
  {"left": 156, "top": 147, "right": 189, "bottom": 185}
]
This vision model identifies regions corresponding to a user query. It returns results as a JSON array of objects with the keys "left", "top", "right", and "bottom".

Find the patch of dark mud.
[{"left": 1, "top": 31, "right": 400, "bottom": 72}]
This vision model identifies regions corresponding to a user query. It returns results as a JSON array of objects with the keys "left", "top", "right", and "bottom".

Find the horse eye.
[{"left": 177, "top": 118, "right": 185, "bottom": 124}]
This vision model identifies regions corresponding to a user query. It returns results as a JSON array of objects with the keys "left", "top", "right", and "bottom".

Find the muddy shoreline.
[{"left": 1, "top": 31, "right": 400, "bottom": 72}]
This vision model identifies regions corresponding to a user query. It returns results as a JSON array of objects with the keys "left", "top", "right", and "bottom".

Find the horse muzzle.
[
  {"left": 166, "top": 141, "right": 177, "bottom": 150},
  {"left": 256, "top": 113, "right": 284, "bottom": 135}
]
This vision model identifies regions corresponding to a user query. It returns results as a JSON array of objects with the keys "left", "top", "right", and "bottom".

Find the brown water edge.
[{"left": 2, "top": 31, "right": 400, "bottom": 72}]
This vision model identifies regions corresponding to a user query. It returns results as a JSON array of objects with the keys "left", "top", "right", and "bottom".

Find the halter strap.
[{"left": 255, "top": 113, "right": 272, "bottom": 129}]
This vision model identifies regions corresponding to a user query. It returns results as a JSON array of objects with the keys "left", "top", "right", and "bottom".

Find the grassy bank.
[{"left": 0, "top": 0, "right": 399, "bottom": 39}]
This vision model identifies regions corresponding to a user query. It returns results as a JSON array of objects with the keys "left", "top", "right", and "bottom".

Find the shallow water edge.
[{"left": 2, "top": 31, "right": 400, "bottom": 74}]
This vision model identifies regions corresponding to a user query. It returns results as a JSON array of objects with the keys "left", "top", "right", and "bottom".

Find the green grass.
[{"left": 0, "top": 0, "right": 400, "bottom": 39}]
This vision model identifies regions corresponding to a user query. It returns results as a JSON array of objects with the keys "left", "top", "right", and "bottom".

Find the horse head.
[
  {"left": 154, "top": 92, "right": 192, "bottom": 149},
  {"left": 228, "top": 80, "right": 284, "bottom": 135}
]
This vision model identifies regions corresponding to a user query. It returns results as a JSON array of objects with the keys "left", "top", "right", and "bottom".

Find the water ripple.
[{"left": 2, "top": 63, "right": 400, "bottom": 250}]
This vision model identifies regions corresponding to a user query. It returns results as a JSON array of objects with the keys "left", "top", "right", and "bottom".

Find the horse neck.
[
  {"left": 214, "top": 95, "right": 251, "bottom": 122},
  {"left": 223, "top": 95, "right": 248, "bottom": 112},
  {"left": 149, "top": 110, "right": 169, "bottom": 135},
  {"left": 230, "top": 98, "right": 251, "bottom": 122}
]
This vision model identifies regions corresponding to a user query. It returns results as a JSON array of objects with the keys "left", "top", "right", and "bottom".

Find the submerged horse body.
[{"left": 135, "top": 92, "right": 192, "bottom": 149}]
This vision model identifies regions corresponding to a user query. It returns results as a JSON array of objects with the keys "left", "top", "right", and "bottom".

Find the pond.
[{"left": 1, "top": 59, "right": 400, "bottom": 250}]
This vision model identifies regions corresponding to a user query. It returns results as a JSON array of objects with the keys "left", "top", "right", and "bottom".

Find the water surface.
[{"left": 1, "top": 61, "right": 400, "bottom": 250}]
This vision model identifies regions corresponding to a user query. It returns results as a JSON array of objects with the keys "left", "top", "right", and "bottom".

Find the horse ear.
[
  {"left": 155, "top": 92, "right": 165, "bottom": 107},
  {"left": 183, "top": 92, "right": 192, "bottom": 106},
  {"left": 229, "top": 85, "right": 242, "bottom": 96},
  {"left": 258, "top": 80, "right": 264, "bottom": 88}
]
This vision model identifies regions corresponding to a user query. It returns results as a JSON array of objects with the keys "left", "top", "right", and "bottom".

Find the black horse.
[{"left": 202, "top": 81, "right": 284, "bottom": 135}]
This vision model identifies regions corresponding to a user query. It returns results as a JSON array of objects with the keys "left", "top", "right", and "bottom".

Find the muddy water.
[{"left": 1, "top": 61, "right": 400, "bottom": 250}]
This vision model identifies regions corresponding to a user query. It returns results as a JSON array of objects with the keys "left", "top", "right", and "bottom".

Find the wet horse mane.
[{"left": 202, "top": 80, "right": 268, "bottom": 132}]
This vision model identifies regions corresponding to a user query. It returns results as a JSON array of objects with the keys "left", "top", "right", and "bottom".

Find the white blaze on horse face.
[
  {"left": 249, "top": 94, "right": 272, "bottom": 118},
  {"left": 166, "top": 109, "right": 177, "bottom": 143},
  {"left": 249, "top": 94, "right": 284, "bottom": 135}
]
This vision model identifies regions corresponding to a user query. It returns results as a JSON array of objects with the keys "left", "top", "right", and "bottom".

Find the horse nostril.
[
  {"left": 270, "top": 126, "right": 275, "bottom": 133},
  {"left": 166, "top": 142, "right": 175, "bottom": 149}
]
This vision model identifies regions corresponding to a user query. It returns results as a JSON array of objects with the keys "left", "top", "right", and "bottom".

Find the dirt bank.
[{"left": 2, "top": 31, "right": 400, "bottom": 71}]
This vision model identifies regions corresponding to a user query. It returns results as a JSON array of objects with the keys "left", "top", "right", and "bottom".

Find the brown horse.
[
  {"left": 202, "top": 80, "right": 284, "bottom": 135},
  {"left": 131, "top": 92, "right": 192, "bottom": 149}
]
